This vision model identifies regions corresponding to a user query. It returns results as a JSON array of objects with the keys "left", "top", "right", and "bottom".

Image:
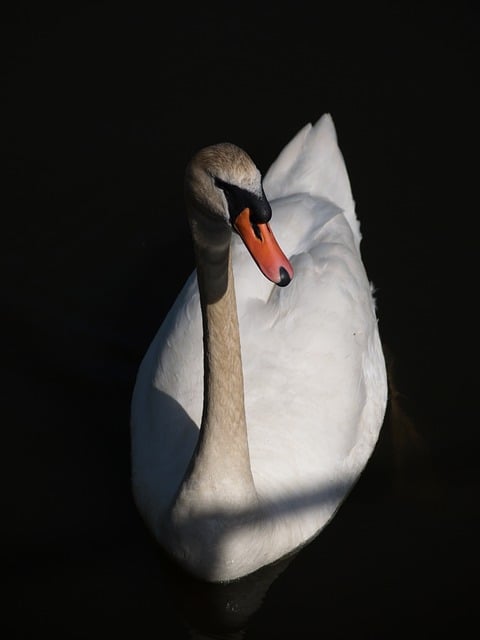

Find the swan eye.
[
  {"left": 214, "top": 176, "right": 229, "bottom": 190},
  {"left": 214, "top": 177, "right": 246, "bottom": 223},
  {"left": 214, "top": 177, "right": 272, "bottom": 225},
  {"left": 214, "top": 176, "right": 233, "bottom": 195}
]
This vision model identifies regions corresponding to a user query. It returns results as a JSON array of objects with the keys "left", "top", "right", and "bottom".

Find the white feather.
[{"left": 131, "top": 113, "right": 388, "bottom": 581}]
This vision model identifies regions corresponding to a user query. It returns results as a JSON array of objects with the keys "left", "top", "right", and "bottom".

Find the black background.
[{"left": 3, "top": 2, "right": 478, "bottom": 638}]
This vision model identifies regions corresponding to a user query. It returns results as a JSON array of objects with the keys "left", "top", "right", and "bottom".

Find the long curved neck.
[
  {"left": 177, "top": 219, "right": 257, "bottom": 507},
  {"left": 198, "top": 246, "right": 252, "bottom": 476}
]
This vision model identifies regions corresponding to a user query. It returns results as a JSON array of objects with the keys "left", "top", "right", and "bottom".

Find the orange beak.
[{"left": 233, "top": 208, "right": 294, "bottom": 286}]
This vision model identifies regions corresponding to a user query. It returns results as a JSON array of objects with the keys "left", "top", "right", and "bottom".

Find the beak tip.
[{"left": 277, "top": 266, "right": 293, "bottom": 287}]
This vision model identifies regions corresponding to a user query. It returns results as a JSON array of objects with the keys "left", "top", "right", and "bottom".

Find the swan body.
[{"left": 131, "top": 114, "right": 388, "bottom": 582}]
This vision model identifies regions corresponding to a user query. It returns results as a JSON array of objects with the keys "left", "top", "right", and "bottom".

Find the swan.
[{"left": 131, "top": 113, "right": 388, "bottom": 583}]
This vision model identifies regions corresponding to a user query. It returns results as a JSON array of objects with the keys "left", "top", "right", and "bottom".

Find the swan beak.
[{"left": 233, "top": 208, "right": 294, "bottom": 286}]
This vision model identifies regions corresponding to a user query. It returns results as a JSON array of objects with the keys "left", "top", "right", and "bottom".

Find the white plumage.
[{"left": 131, "top": 113, "right": 388, "bottom": 582}]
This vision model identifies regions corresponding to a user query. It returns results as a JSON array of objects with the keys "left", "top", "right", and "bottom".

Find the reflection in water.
[
  {"left": 381, "top": 344, "right": 439, "bottom": 504},
  {"left": 158, "top": 545, "right": 296, "bottom": 639}
]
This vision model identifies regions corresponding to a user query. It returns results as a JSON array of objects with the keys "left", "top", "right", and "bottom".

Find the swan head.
[{"left": 185, "top": 143, "right": 293, "bottom": 287}]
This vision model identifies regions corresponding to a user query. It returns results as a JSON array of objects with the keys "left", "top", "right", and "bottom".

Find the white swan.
[{"left": 131, "top": 114, "right": 388, "bottom": 583}]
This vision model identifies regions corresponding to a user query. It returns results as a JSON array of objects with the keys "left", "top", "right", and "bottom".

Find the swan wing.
[
  {"left": 263, "top": 113, "right": 361, "bottom": 249},
  {"left": 232, "top": 193, "right": 386, "bottom": 538}
]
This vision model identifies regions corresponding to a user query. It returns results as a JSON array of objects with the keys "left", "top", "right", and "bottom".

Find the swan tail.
[{"left": 263, "top": 113, "right": 361, "bottom": 247}]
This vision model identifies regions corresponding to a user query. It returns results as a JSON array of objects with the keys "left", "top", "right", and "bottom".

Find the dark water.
[{"left": 4, "top": 4, "right": 478, "bottom": 638}]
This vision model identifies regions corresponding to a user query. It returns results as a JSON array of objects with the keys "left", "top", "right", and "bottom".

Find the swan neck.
[
  {"left": 163, "top": 229, "right": 260, "bottom": 580},
  {"left": 173, "top": 229, "right": 258, "bottom": 509},
  {"left": 194, "top": 243, "right": 255, "bottom": 487}
]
